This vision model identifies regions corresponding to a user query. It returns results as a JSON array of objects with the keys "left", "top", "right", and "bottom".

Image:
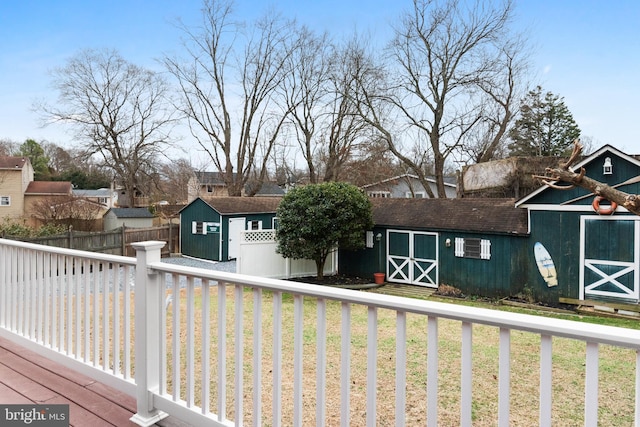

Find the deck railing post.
[{"left": 130, "top": 241, "right": 168, "bottom": 427}]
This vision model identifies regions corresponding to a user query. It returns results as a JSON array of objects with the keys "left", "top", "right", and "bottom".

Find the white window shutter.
[
  {"left": 192, "top": 221, "right": 198, "bottom": 234},
  {"left": 481, "top": 239, "right": 491, "bottom": 260},
  {"left": 455, "top": 238, "right": 464, "bottom": 257},
  {"left": 366, "top": 231, "right": 374, "bottom": 248}
]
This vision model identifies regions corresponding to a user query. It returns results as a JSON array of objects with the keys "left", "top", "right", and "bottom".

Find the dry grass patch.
[{"left": 159, "top": 285, "right": 638, "bottom": 426}]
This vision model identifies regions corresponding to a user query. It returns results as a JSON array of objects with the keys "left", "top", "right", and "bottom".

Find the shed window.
[
  {"left": 0, "top": 196, "right": 9, "bottom": 206},
  {"left": 248, "top": 220, "right": 262, "bottom": 230},
  {"left": 455, "top": 237, "right": 491, "bottom": 260},
  {"left": 192, "top": 221, "right": 205, "bottom": 234}
]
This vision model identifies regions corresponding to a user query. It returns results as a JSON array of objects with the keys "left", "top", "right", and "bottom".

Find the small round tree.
[{"left": 276, "top": 182, "right": 373, "bottom": 279}]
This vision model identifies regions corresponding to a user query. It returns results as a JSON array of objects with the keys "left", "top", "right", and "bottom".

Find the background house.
[
  {"left": 188, "top": 172, "right": 229, "bottom": 201},
  {"left": 180, "top": 196, "right": 281, "bottom": 261},
  {"left": 460, "top": 156, "right": 571, "bottom": 198},
  {"left": 362, "top": 173, "right": 457, "bottom": 198},
  {"left": 73, "top": 187, "right": 117, "bottom": 209},
  {"left": 187, "top": 171, "right": 285, "bottom": 202},
  {"left": 23, "top": 181, "right": 73, "bottom": 227},
  {"left": 0, "top": 156, "right": 33, "bottom": 221},
  {"left": 103, "top": 207, "right": 154, "bottom": 231}
]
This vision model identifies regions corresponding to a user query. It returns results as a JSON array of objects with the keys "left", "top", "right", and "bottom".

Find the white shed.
[{"left": 103, "top": 208, "right": 154, "bottom": 231}]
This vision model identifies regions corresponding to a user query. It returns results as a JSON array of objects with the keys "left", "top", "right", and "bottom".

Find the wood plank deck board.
[
  {"left": 0, "top": 336, "right": 193, "bottom": 427},
  {"left": 0, "top": 383, "right": 34, "bottom": 404},
  {"left": 0, "top": 362, "right": 59, "bottom": 403},
  {"left": 0, "top": 348, "right": 138, "bottom": 426}
]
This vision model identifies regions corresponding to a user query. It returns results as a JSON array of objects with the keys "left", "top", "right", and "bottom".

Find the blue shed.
[
  {"left": 179, "top": 197, "right": 281, "bottom": 261},
  {"left": 517, "top": 144, "right": 640, "bottom": 304},
  {"left": 342, "top": 144, "right": 640, "bottom": 306},
  {"left": 339, "top": 198, "right": 530, "bottom": 298}
]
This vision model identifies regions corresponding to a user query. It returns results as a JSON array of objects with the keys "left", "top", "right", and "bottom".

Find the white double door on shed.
[
  {"left": 386, "top": 230, "right": 438, "bottom": 287},
  {"left": 580, "top": 216, "right": 640, "bottom": 302}
]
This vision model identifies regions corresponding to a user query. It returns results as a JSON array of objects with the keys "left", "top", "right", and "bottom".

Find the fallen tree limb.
[{"left": 532, "top": 140, "right": 640, "bottom": 216}]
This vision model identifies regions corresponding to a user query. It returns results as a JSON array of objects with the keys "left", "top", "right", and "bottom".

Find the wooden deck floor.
[{"left": 0, "top": 336, "right": 187, "bottom": 427}]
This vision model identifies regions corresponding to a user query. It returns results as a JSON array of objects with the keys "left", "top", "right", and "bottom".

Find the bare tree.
[
  {"left": 156, "top": 158, "right": 195, "bottom": 204},
  {"left": 534, "top": 140, "right": 640, "bottom": 215},
  {"left": 281, "top": 26, "right": 331, "bottom": 184},
  {"left": 353, "top": 0, "right": 523, "bottom": 197},
  {"left": 466, "top": 37, "right": 530, "bottom": 163},
  {"left": 164, "top": 0, "right": 295, "bottom": 196},
  {"left": 39, "top": 49, "right": 175, "bottom": 206},
  {"left": 0, "top": 139, "right": 18, "bottom": 156},
  {"left": 30, "top": 195, "right": 105, "bottom": 231},
  {"left": 281, "top": 28, "right": 372, "bottom": 184},
  {"left": 322, "top": 37, "right": 373, "bottom": 182}
]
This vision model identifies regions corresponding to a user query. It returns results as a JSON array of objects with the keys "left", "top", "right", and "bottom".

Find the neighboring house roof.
[
  {"left": 0, "top": 156, "right": 28, "bottom": 169},
  {"left": 371, "top": 198, "right": 529, "bottom": 235},
  {"left": 183, "top": 196, "right": 282, "bottom": 215},
  {"left": 248, "top": 181, "right": 286, "bottom": 196},
  {"left": 194, "top": 171, "right": 234, "bottom": 186},
  {"left": 73, "top": 188, "right": 112, "bottom": 198},
  {"left": 105, "top": 207, "right": 154, "bottom": 218},
  {"left": 362, "top": 173, "right": 457, "bottom": 190},
  {"left": 24, "top": 181, "right": 72, "bottom": 195},
  {"left": 194, "top": 171, "right": 285, "bottom": 196}
]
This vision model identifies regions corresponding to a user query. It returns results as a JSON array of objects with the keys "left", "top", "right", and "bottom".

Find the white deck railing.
[{"left": 2, "top": 238, "right": 640, "bottom": 426}]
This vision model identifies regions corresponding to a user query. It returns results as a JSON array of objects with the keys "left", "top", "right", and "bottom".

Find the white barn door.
[
  {"left": 580, "top": 216, "right": 640, "bottom": 302},
  {"left": 387, "top": 230, "right": 438, "bottom": 287}
]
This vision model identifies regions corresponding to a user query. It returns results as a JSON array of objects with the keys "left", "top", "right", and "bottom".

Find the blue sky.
[{"left": 1, "top": 0, "right": 639, "bottom": 156}]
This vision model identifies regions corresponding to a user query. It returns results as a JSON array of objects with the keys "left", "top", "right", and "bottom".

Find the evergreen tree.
[
  {"left": 18, "top": 139, "right": 51, "bottom": 180},
  {"left": 276, "top": 182, "right": 373, "bottom": 279},
  {"left": 508, "top": 86, "right": 581, "bottom": 156}
]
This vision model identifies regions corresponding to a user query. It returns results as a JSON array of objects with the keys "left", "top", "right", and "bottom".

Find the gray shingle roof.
[
  {"left": 107, "top": 208, "right": 154, "bottom": 218},
  {"left": 371, "top": 198, "right": 528, "bottom": 235},
  {"left": 201, "top": 196, "right": 282, "bottom": 214}
]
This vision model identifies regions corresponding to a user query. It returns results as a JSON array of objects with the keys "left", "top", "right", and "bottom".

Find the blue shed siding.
[
  {"left": 527, "top": 210, "right": 582, "bottom": 301},
  {"left": 340, "top": 227, "right": 530, "bottom": 299},
  {"left": 339, "top": 227, "right": 386, "bottom": 279},
  {"left": 438, "top": 231, "right": 529, "bottom": 298},
  {"left": 180, "top": 199, "right": 222, "bottom": 261}
]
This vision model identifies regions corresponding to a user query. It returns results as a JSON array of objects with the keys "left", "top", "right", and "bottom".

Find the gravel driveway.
[{"left": 161, "top": 256, "right": 237, "bottom": 273}]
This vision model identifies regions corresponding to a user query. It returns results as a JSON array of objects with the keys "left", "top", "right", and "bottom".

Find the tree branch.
[{"left": 533, "top": 140, "right": 640, "bottom": 215}]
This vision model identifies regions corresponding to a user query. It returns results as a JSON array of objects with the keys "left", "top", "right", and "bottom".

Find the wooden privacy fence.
[
  {"left": 3, "top": 224, "right": 179, "bottom": 257},
  {"left": 123, "top": 225, "right": 179, "bottom": 257}
]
